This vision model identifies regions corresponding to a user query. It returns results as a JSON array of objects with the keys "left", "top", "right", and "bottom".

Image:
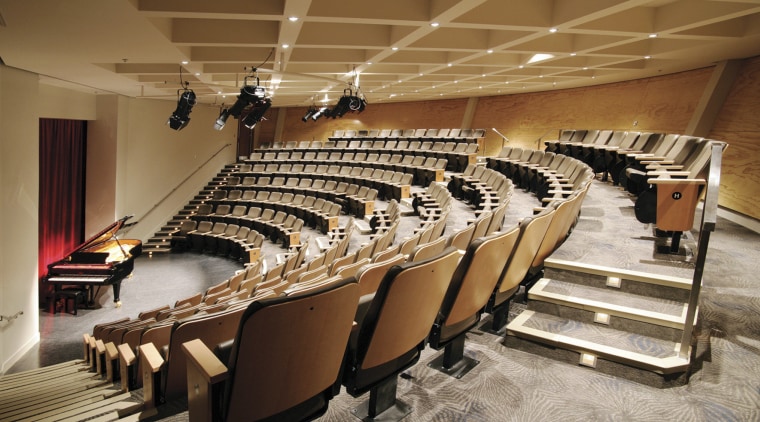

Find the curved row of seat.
[
  {"left": 543, "top": 128, "right": 726, "bottom": 252},
  {"left": 235, "top": 152, "right": 447, "bottom": 189},
  {"left": 260, "top": 127, "right": 485, "bottom": 149}
]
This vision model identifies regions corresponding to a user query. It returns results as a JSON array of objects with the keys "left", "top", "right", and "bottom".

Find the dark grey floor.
[{"left": 6, "top": 179, "right": 760, "bottom": 421}]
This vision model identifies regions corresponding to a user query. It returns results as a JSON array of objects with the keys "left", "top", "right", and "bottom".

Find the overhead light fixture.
[
  {"left": 167, "top": 85, "right": 196, "bottom": 131},
  {"left": 214, "top": 68, "right": 271, "bottom": 130},
  {"left": 528, "top": 53, "right": 554, "bottom": 64},
  {"left": 549, "top": 28, "right": 558, "bottom": 33},
  {"left": 649, "top": 33, "right": 658, "bottom": 38},
  {"left": 430, "top": 22, "right": 440, "bottom": 27},
  {"left": 241, "top": 97, "right": 271, "bottom": 129},
  {"left": 288, "top": 16, "right": 299, "bottom": 22}
]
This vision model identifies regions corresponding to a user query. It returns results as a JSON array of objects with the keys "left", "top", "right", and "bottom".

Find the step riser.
[
  {"left": 527, "top": 300, "right": 683, "bottom": 342},
  {"left": 542, "top": 267, "right": 690, "bottom": 302}
]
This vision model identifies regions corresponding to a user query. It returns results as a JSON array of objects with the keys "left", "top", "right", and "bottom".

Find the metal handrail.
[
  {"left": 678, "top": 141, "right": 725, "bottom": 358},
  {"left": 133, "top": 143, "right": 232, "bottom": 225}
]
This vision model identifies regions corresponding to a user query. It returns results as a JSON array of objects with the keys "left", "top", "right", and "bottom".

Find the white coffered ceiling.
[{"left": 1, "top": 0, "right": 759, "bottom": 107}]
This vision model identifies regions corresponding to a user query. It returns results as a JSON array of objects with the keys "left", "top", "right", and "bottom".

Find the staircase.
[
  {"left": 141, "top": 167, "right": 237, "bottom": 254},
  {"left": 506, "top": 257, "right": 696, "bottom": 377}
]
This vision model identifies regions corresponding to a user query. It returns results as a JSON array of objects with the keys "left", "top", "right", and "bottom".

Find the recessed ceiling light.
[
  {"left": 430, "top": 22, "right": 439, "bottom": 27},
  {"left": 649, "top": 33, "right": 657, "bottom": 38},
  {"left": 282, "top": 44, "right": 290, "bottom": 49},
  {"left": 391, "top": 47, "right": 399, "bottom": 51},
  {"left": 194, "top": 72, "right": 200, "bottom": 76},
  {"left": 528, "top": 53, "right": 554, "bottom": 64},
  {"left": 518, "top": 65, "right": 524, "bottom": 69},
  {"left": 447, "top": 63, "right": 452, "bottom": 67},
  {"left": 181, "top": 60, "right": 189, "bottom": 65},
  {"left": 570, "top": 52, "right": 577, "bottom": 56},
  {"left": 288, "top": 16, "right": 299, "bottom": 22},
  {"left": 549, "top": 28, "right": 558, "bottom": 33},
  {"left": 367, "top": 62, "right": 372, "bottom": 65},
  {"left": 487, "top": 49, "right": 494, "bottom": 54},
  {"left": 582, "top": 67, "right": 588, "bottom": 70},
  {"left": 644, "top": 55, "right": 652, "bottom": 59}
]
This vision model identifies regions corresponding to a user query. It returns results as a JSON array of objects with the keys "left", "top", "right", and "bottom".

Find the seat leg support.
[
  {"left": 351, "top": 376, "right": 412, "bottom": 421},
  {"left": 427, "top": 334, "right": 480, "bottom": 379}
]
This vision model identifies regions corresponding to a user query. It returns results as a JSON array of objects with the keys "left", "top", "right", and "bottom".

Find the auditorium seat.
[
  {"left": 170, "top": 220, "right": 197, "bottom": 251},
  {"left": 428, "top": 227, "right": 521, "bottom": 377},
  {"left": 487, "top": 208, "right": 555, "bottom": 332},
  {"left": 182, "top": 277, "right": 360, "bottom": 422},
  {"left": 138, "top": 305, "right": 250, "bottom": 404},
  {"left": 342, "top": 248, "right": 461, "bottom": 420}
]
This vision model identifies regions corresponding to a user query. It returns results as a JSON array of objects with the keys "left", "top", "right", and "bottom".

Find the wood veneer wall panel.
[
  {"left": 709, "top": 56, "right": 760, "bottom": 220},
  {"left": 471, "top": 68, "right": 712, "bottom": 155}
]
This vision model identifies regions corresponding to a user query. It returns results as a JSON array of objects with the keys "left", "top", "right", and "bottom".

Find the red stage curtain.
[{"left": 38, "top": 118, "right": 86, "bottom": 303}]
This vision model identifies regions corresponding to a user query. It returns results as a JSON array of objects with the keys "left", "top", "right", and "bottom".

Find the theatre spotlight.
[
  {"left": 302, "top": 106, "right": 317, "bottom": 122},
  {"left": 325, "top": 88, "right": 367, "bottom": 119},
  {"left": 241, "top": 97, "right": 272, "bottom": 129},
  {"left": 311, "top": 106, "right": 329, "bottom": 120},
  {"left": 213, "top": 81, "right": 269, "bottom": 131},
  {"left": 167, "top": 88, "right": 196, "bottom": 130}
]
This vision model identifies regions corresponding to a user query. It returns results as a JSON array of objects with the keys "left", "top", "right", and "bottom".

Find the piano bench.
[{"left": 55, "top": 288, "right": 87, "bottom": 315}]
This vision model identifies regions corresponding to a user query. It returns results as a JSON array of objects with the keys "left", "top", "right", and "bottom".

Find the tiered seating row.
[
  {"left": 247, "top": 139, "right": 473, "bottom": 172},
  {"left": 541, "top": 129, "right": 726, "bottom": 253},
  {"left": 260, "top": 128, "right": 485, "bottom": 148}
]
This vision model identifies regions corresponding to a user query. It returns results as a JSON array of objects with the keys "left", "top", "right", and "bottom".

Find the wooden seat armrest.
[
  {"left": 647, "top": 177, "right": 705, "bottom": 185},
  {"left": 182, "top": 338, "right": 229, "bottom": 422},
  {"left": 640, "top": 159, "right": 673, "bottom": 165},
  {"left": 645, "top": 163, "right": 683, "bottom": 170},
  {"left": 138, "top": 343, "right": 166, "bottom": 410},
  {"left": 647, "top": 170, "right": 691, "bottom": 178},
  {"left": 105, "top": 342, "right": 119, "bottom": 382},
  {"left": 635, "top": 155, "right": 665, "bottom": 162},
  {"left": 117, "top": 343, "right": 136, "bottom": 393}
]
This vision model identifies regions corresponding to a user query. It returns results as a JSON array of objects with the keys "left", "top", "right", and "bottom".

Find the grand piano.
[{"left": 45, "top": 215, "right": 142, "bottom": 308}]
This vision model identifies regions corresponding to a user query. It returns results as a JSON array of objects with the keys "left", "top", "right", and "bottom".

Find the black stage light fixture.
[
  {"left": 242, "top": 97, "right": 272, "bottom": 129},
  {"left": 302, "top": 106, "right": 317, "bottom": 122},
  {"left": 311, "top": 106, "right": 329, "bottom": 120},
  {"left": 214, "top": 84, "right": 267, "bottom": 130},
  {"left": 167, "top": 88, "right": 196, "bottom": 130}
]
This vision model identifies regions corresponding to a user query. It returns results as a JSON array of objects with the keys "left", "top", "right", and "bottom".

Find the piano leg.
[{"left": 112, "top": 281, "right": 122, "bottom": 308}]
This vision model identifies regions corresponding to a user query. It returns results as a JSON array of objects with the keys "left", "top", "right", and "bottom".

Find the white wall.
[
  {"left": 0, "top": 66, "right": 41, "bottom": 373},
  {"left": 118, "top": 98, "right": 237, "bottom": 242}
]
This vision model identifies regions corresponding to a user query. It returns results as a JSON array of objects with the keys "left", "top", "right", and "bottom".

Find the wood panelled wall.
[
  {"left": 708, "top": 56, "right": 760, "bottom": 219},
  {"left": 254, "top": 56, "right": 760, "bottom": 221}
]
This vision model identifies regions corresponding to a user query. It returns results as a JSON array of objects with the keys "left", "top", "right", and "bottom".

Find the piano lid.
[{"left": 62, "top": 215, "right": 134, "bottom": 259}]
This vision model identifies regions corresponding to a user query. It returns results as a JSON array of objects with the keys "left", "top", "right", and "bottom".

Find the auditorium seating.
[
  {"left": 20, "top": 125, "right": 611, "bottom": 421},
  {"left": 182, "top": 277, "right": 360, "bottom": 421},
  {"left": 487, "top": 208, "right": 556, "bottom": 331},
  {"left": 428, "top": 227, "right": 522, "bottom": 377},
  {"left": 342, "top": 248, "right": 461, "bottom": 420}
]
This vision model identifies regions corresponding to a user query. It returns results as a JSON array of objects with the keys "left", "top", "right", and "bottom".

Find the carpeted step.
[
  {"left": 528, "top": 277, "right": 690, "bottom": 330},
  {"left": 506, "top": 310, "right": 691, "bottom": 374},
  {"left": 543, "top": 258, "right": 692, "bottom": 302},
  {"left": 507, "top": 257, "right": 697, "bottom": 375}
]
